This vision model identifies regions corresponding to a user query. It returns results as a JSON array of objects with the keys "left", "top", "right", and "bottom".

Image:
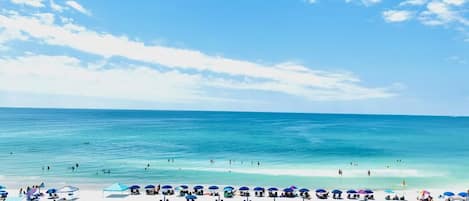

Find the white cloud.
[
  {"left": 399, "top": 0, "right": 427, "bottom": 6},
  {"left": 383, "top": 10, "right": 413, "bottom": 22},
  {"left": 50, "top": 0, "right": 65, "bottom": 12},
  {"left": 0, "top": 55, "right": 214, "bottom": 103},
  {"left": 307, "top": 0, "right": 318, "bottom": 4},
  {"left": 418, "top": 1, "right": 469, "bottom": 26},
  {"left": 346, "top": 0, "right": 382, "bottom": 6},
  {"left": 10, "top": 0, "right": 44, "bottom": 7},
  {"left": 0, "top": 10, "right": 395, "bottom": 101},
  {"left": 65, "top": 1, "right": 91, "bottom": 16},
  {"left": 443, "top": 0, "right": 465, "bottom": 6}
]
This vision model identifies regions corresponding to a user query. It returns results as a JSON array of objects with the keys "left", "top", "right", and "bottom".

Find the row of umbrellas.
[
  {"left": 442, "top": 192, "right": 468, "bottom": 197},
  {"left": 124, "top": 184, "right": 376, "bottom": 195}
]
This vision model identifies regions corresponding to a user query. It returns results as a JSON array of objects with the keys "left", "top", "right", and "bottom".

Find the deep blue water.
[{"left": 1, "top": 108, "right": 469, "bottom": 189}]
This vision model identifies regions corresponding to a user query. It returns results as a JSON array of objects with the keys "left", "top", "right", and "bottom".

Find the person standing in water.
[
  {"left": 338, "top": 169, "right": 343, "bottom": 176},
  {"left": 367, "top": 170, "right": 371, "bottom": 176}
]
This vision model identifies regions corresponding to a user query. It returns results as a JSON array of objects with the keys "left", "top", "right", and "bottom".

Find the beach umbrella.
[
  {"left": 58, "top": 186, "right": 79, "bottom": 193},
  {"left": 0, "top": 191, "right": 8, "bottom": 196},
  {"left": 39, "top": 183, "right": 45, "bottom": 189},
  {"left": 0, "top": 185, "right": 5, "bottom": 190},
  {"left": 162, "top": 185, "right": 173, "bottom": 189},
  {"left": 332, "top": 189, "right": 342, "bottom": 194},
  {"left": 186, "top": 195, "right": 197, "bottom": 200},
  {"left": 130, "top": 185, "right": 140, "bottom": 190},
  {"left": 145, "top": 185, "right": 155, "bottom": 189},
  {"left": 420, "top": 190, "right": 430, "bottom": 195},
  {"left": 180, "top": 185, "right": 189, "bottom": 189},
  {"left": 458, "top": 192, "right": 468, "bottom": 197},
  {"left": 104, "top": 183, "right": 129, "bottom": 192},
  {"left": 268, "top": 187, "right": 278, "bottom": 191},
  {"left": 224, "top": 186, "right": 234, "bottom": 191},
  {"left": 316, "top": 189, "right": 327, "bottom": 193},
  {"left": 283, "top": 188, "right": 294, "bottom": 193},
  {"left": 46, "top": 188, "right": 57, "bottom": 194},
  {"left": 209, "top": 186, "right": 219, "bottom": 190},
  {"left": 239, "top": 186, "right": 250, "bottom": 191},
  {"left": 444, "top": 192, "right": 455, "bottom": 197},
  {"left": 290, "top": 186, "right": 298, "bottom": 189},
  {"left": 384, "top": 190, "right": 395, "bottom": 194},
  {"left": 347, "top": 190, "right": 357, "bottom": 194},
  {"left": 194, "top": 185, "right": 204, "bottom": 190},
  {"left": 365, "top": 190, "right": 374, "bottom": 194},
  {"left": 254, "top": 187, "right": 265, "bottom": 191},
  {"left": 299, "top": 188, "right": 310, "bottom": 193}
]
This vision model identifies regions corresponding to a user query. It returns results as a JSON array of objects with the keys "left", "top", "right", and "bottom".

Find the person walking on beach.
[
  {"left": 338, "top": 169, "right": 343, "bottom": 176},
  {"left": 47, "top": 166, "right": 50, "bottom": 171},
  {"left": 367, "top": 170, "right": 371, "bottom": 176}
]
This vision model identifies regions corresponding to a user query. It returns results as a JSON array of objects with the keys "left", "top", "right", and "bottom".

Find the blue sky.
[{"left": 0, "top": 0, "right": 468, "bottom": 115}]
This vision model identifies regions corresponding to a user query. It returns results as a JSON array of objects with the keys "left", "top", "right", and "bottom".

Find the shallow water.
[{"left": 1, "top": 108, "right": 468, "bottom": 189}]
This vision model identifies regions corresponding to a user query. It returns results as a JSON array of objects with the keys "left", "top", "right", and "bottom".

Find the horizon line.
[{"left": 0, "top": 106, "right": 467, "bottom": 118}]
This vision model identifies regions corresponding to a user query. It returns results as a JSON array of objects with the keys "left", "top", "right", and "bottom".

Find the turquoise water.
[{"left": 1, "top": 108, "right": 469, "bottom": 189}]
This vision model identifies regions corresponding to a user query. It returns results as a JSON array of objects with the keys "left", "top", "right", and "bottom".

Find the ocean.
[{"left": 1, "top": 108, "right": 468, "bottom": 189}]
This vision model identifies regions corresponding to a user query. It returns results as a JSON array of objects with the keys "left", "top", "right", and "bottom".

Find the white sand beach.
[{"left": 2, "top": 183, "right": 468, "bottom": 201}]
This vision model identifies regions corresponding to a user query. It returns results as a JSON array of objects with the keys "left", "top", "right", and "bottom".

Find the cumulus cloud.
[
  {"left": 418, "top": 1, "right": 469, "bottom": 26},
  {"left": 383, "top": 10, "right": 413, "bottom": 22},
  {"left": 65, "top": 1, "right": 91, "bottom": 16},
  {"left": 0, "top": 10, "right": 396, "bottom": 102}
]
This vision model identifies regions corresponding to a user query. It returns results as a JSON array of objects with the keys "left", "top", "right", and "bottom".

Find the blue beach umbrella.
[
  {"left": 0, "top": 191, "right": 8, "bottom": 196},
  {"left": 283, "top": 188, "right": 294, "bottom": 193},
  {"left": 364, "top": 190, "right": 374, "bottom": 194},
  {"left": 209, "top": 186, "right": 219, "bottom": 190},
  {"left": 224, "top": 186, "right": 234, "bottom": 191},
  {"left": 46, "top": 188, "right": 57, "bottom": 194},
  {"left": 443, "top": 192, "right": 455, "bottom": 197},
  {"left": 347, "top": 190, "right": 357, "bottom": 194},
  {"left": 384, "top": 190, "right": 395, "bottom": 194},
  {"left": 316, "top": 189, "right": 327, "bottom": 193},
  {"left": 268, "top": 187, "right": 278, "bottom": 191},
  {"left": 299, "top": 188, "right": 310, "bottom": 193},
  {"left": 332, "top": 189, "right": 342, "bottom": 194},
  {"left": 194, "top": 185, "right": 204, "bottom": 190},
  {"left": 239, "top": 186, "right": 249, "bottom": 191},
  {"left": 130, "top": 185, "right": 140, "bottom": 189},
  {"left": 458, "top": 192, "right": 468, "bottom": 197},
  {"left": 145, "top": 185, "right": 155, "bottom": 189},
  {"left": 186, "top": 195, "right": 197, "bottom": 200},
  {"left": 180, "top": 185, "right": 189, "bottom": 189},
  {"left": 162, "top": 185, "right": 173, "bottom": 189},
  {"left": 254, "top": 187, "right": 265, "bottom": 191}
]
